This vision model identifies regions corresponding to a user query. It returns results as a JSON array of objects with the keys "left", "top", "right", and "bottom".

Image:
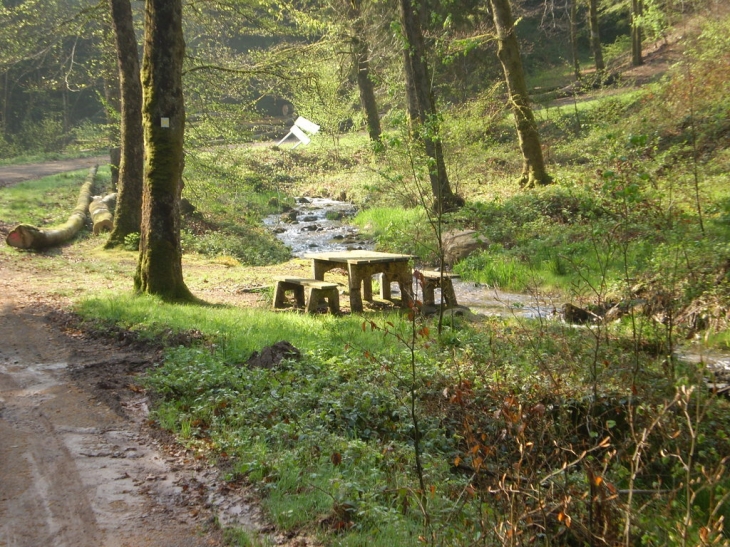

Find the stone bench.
[
  {"left": 417, "top": 270, "right": 459, "bottom": 307},
  {"left": 272, "top": 276, "right": 340, "bottom": 314}
]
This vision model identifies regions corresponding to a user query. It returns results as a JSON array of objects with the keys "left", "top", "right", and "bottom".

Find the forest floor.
[{"left": 0, "top": 34, "right": 685, "bottom": 547}]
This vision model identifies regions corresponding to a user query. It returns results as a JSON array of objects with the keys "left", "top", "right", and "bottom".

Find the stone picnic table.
[{"left": 303, "top": 250, "right": 414, "bottom": 313}]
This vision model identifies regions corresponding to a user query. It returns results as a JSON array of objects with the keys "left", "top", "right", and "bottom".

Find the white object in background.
[{"left": 277, "top": 116, "right": 320, "bottom": 149}]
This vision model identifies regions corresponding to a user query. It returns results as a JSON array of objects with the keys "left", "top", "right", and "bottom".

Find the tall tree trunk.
[
  {"left": 352, "top": 35, "right": 382, "bottom": 144},
  {"left": 402, "top": 48, "right": 420, "bottom": 126},
  {"left": 570, "top": 0, "right": 581, "bottom": 81},
  {"left": 102, "top": 71, "right": 121, "bottom": 189},
  {"left": 588, "top": 0, "right": 605, "bottom": 73},
  {"left": 489, "top": 0, "right": 551, "bottom": 188},
  {"left": 345, "top": 0, "right": 381, "bottom": 144},
  {"left": 398, "top": 0, "right": 462, "bottom": 212},
  {"left": 631, "top": 0, "right": 643, "bottom": 66},
  {"left": 134, "top": 0, "right": 192, "bottom": 300},
  {"left": 105, "top": 0, "right": 144, "bottom": 249}
]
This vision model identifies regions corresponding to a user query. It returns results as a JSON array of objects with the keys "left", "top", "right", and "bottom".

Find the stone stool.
[
  {"left": 273, "top": 277, "right": 340, "bottom": 314},
  {"left": 418, "top": 270, "right": 459, "bottom": 307}
]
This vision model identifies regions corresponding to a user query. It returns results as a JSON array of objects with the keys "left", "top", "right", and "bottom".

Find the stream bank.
[{"left": 265, "top": 198, "right": 561, "bottom": 319}]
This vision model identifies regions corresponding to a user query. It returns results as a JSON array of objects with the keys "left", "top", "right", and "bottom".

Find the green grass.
[
  {"left": 127, "top": 298, "right": 730, "bottom": 546},
  {"left": 75, "top": 292, "right": 405, "bottom": 361},
  {"left": 0, "top": 166, "right": 112, "bottom": 249},
  {"left": 0, "top": 170, "right": 91, "bottom": 226},
  {"left": 352, "top": 207, "right": 437, "bottom": 261}
]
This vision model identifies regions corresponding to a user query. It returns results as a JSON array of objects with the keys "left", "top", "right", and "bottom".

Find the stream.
[
  {"left": 264, "top": 198, "right": 730, "bottom": 383},
  {"left": 263, "top": 197, "right": 373, "bottom": 257},
  {"left": 264, "top": 198, "right": 559, "bottom": 319}
]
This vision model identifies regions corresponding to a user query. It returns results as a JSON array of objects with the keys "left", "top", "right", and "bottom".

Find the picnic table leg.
[
  {"left": 362, "top": 274, "right": 373, "bottom": 302},
  {"left": 397, "top": 267, "right": 413, "bottom": 308},
  {"left": 312, "top": 259, "right": 327, "bottom": 280},
  {"left": 347, "top": 264, "right": 364, "bottom": 313},
  {"left": 422, "top": 278, "right": 436, "bottom": 305},
  {"left": 380, "top": 273, "right": 392, "bottom": 300}
]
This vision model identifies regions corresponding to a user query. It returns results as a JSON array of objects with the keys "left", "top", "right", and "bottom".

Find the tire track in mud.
[{"left": 0, "top": 298, "right": 265, "bottom": 547}]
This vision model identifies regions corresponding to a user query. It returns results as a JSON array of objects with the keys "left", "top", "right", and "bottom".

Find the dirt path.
[
  {"left": 0, "top": 156, "right": 109, "bottom": 190},
  {"left": 0, "top": 292, "right": 284, "bottom": 546},
  {"left": 0, "top": 157, "right": 305, "bottom": 546}
]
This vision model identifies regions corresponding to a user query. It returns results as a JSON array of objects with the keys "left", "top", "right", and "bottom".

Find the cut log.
[
  {"left": 5, "top": 166, "right": 98, "bottom": 250},
  {"left": 89, "top": 193, "right": 116, "bottom": 235}
]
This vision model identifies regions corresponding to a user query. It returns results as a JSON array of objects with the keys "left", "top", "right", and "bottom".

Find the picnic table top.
[{"left": 303, "top": 250, "right": 413, "bottom": 264}]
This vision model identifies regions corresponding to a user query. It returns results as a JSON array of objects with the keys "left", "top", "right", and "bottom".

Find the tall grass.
[{"left": 352, "top": 207, "right": 437, "bottom": 262}]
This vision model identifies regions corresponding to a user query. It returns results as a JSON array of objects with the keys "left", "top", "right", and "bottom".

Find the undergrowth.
[{"left": 132, "top": 304, "right": 730, "bottom": 546}]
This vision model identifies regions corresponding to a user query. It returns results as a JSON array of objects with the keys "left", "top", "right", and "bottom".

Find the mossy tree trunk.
[
  {"left": 588, "top": 0, "right": 605, "bottom": 73},
  {"left": 102, "top": 71, "right": 121, "bottom": 190},
  {"left": 134, "top": 0, "right": 192, "bottom": 301},
  {"left": 398, "top": 0, "right": 462, "bottom": 213},
  {"left": 105, "top": 0, "right": 144, "bottom": 249},
  {"left": 352, "top": 35, "right": 382, "bottom": 144},
  {"left": 402, "top": 47, "right": 420, "bottom": 126},
  {"left": 489, "top": 0, "right": 551, "bottom": 188}
]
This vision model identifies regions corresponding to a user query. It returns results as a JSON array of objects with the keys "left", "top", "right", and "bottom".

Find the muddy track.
[
  {"left": 0, "top": 158, "right": 312, "bottom": 547},
  {"left": 0, "top": 153, "right": 310, "bottom": 545},
  {"left": 0, "top": 295, "right": 298, "bottom": 547}
]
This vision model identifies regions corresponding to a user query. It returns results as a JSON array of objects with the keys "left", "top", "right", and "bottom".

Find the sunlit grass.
[
  {"left": 0, "top": 170, "right": 91, "bottom": 226},
  {"left": 352, "top": 206, "right": 437, "bottom": 261},
  {"left": 75, "top": 292, "right": 409, "bottom": 361}
]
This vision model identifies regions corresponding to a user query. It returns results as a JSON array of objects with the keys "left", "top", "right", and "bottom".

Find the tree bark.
[
  {"left": 570, "top": 0, "right": 581, "bottom": 81},
  {"left": 105, "top": 0, "right": 144, "bottom": 249},
  {"left": 5, "top": 166, "right": 97, "bottom": 249},
  {"left": 402, "top": 47, "right": 420, "bottom": 126},
  {"left": 345, "top": 0, "right": 381, "bottom": 144},
  {"left": 134, "top": 0, "right": 192, "bottom": 300},
  {"left": 631, "top": 0, "right": 643, "bottom": 67},
  {"left": 489, "top": 0, "right": 551, "bottom": 188},
  {"left": 352, "top": 35, "right": 382, "bottom": 144},
  {"left": 588, "top": 0, "right": 605, "bottom": 73},
  {"left": 102, "top": 65, "right": 121, "bottom": 189},
  {"left": 89, "top": 194, "right": 115, "bottom": 235},
  {"left": 398, "top": 0, "right": 462, "bottom": 212}
]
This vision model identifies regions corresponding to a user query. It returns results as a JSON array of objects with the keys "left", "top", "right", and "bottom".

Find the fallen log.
[
  {"left": 89, "top": 192, "right": 116, "bottom": 235},
  {"left": 5, "top": 166, "right": 98, "bottom": 250}
]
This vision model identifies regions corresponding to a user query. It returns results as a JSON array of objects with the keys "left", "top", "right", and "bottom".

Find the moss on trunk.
[
  {"left": 134, "top": 0, "right": 192, "bottom": 301},
  {"left": 105, "top": 0, "right": 144, "bottom": 249},
  {"left": 398, "top": 0, "right": 463, "bottom": 212},
  {"left": 489, "top": 0, "right": 552, "bottom": 188}
]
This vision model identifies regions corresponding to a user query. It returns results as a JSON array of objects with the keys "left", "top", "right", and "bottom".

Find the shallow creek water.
[
  {"left": 264, "top": 198, "right": 559, "bottom": 319},
  {"left": 263, "top": 197, "right": 373, "bottom": 256}
]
